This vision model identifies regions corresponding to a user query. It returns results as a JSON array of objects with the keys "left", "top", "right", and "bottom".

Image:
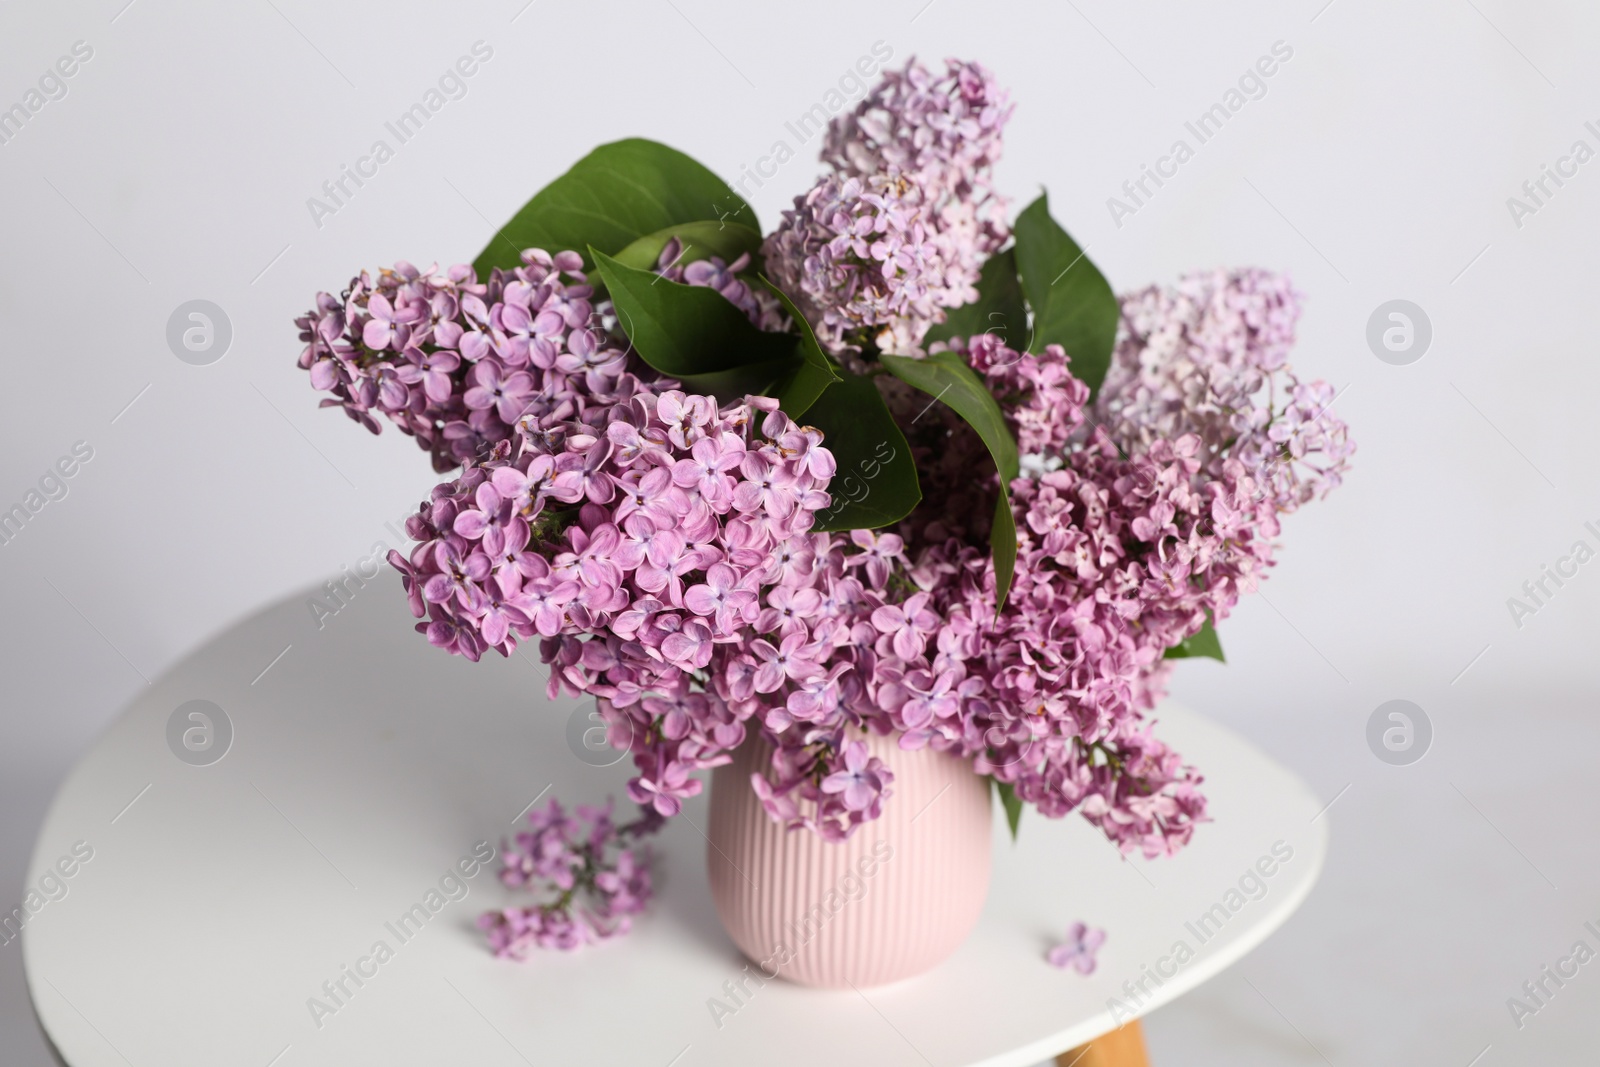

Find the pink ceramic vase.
[{"left": 705, "top": 730, "right": 992, "bottom": 989}]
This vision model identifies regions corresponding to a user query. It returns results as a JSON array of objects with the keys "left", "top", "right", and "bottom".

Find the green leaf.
[
  {"left": 802, "top": 370, "right": 920, "bottom": 532},
  {"left": 990, "top": 489, "right": 1017, "bottom": 613},
  {"left": 759, "top": 280, "right": 839, "bottom": 419},
  {"left": 925, "top": 248, "right": 1026, "bottom": 349},
  {"left": 990, "top": 777, "right": 1024, "bottom": 840},
  {"left": 473, "top": 138, "right": 757, "bottom": 277},
  {"left": 877, "top": 352, "right": 1018, "bottom": 479},
  {"left": 591, "top": 249, "right": 798, "bottom": 395},
  {"left": 879, "top": 350, "right": 1020, "bottom": 607},
  {"left": 610, "top": 220, "right": 764, "bottom": 274},
  {"left": 669, "top": 356, "right": 810, "bottom": 403},
  {"left": 1165, "top": 618, "right": 1226, "bottom": 662},
  {"left": 1012, "top": 192, "right": 1120, "bottom": 395}
]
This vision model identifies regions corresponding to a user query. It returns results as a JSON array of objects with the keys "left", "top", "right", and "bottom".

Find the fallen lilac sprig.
[{"left": 479, "top": 798, "right": 661, "bottom": 956}]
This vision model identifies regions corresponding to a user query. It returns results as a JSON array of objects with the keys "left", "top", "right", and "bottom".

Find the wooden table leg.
[{"left": 1055, "top": 1020, "right": 1149, "bottom": 1067}]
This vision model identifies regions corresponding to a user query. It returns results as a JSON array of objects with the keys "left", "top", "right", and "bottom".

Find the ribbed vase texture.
[{"left": 706, "top": 731, "right": 992, "bottom": 988}]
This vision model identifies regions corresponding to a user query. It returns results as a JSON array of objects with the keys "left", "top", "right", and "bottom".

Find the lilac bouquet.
[{"left": 295, "top": 58, "right": 1351, "bottom": 952}]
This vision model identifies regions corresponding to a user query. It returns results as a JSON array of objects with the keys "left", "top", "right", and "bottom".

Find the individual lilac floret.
[
  {"left": 819, "top": 740, "right": 892, "bottom": 816},
  {"left": 479, "top": 798, "right": 657, "bottom": 957},
  {"left": 1047, "top": 922, "right": 1106, "bottom": 974}
]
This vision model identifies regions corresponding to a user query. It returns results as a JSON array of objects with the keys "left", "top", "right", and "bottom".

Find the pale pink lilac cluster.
[
  {"left": 479, "top": 799, "right": 656, "bottom": 956},
  {"left": 763, "top": 174, "right": 979, "bottom": 356},
  {"left": 1097, "top": 269, "right": 1353, "bottom": 512},
  {"left": 859, "top": 276, "right": 1352, "bottom": 855},
  {"left": 765, "top": 58, "right": 1012, "bottom": 357},
  {"left": 295, "top": 249, "right": 770, "bottom": 472},
  {"left": 822, "top": 56, "right": 1012, "bottom": 267}
]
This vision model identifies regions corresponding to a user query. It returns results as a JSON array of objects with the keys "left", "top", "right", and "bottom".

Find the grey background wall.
[{"left": 1, "top": 1, "right": 1596, "bottom": 1063}]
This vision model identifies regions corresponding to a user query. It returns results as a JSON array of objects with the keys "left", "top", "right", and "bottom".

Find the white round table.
[{"left": 23, "top": 581, "right": 1326, "bottom": 1067}]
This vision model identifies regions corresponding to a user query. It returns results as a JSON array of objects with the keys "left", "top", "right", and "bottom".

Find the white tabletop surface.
[{"left": 22, "top": 580, "right": 1325, "bottom": 1067}]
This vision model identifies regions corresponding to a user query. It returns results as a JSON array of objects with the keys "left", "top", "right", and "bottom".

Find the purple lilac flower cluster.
[
  {"left": 1097, "top": 268, "right": 1354, "bottom": 512},
  {"left": 816, "top": 340, "right": 1221, "bottom": 856},
  {"left": 387, "top": 387, "right": 919, "bottom": 839},
  {"left": 764, "top": 58, "right": 1012, "bottom": 357},
  {"left": 863, "top": 274, "right": 1351, "bottom": 855},
  {"left": 295, "top": 249, "right": 770, "bottom": 472},
  {"left": 822, "top": 56, "right": 1012, "bottom": 270},
  {"left": 763, "top": 174, "right": 979, "bottom": 358},
  {"left": 478, "top": 799, "right": 656, "bottom": 956}
]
